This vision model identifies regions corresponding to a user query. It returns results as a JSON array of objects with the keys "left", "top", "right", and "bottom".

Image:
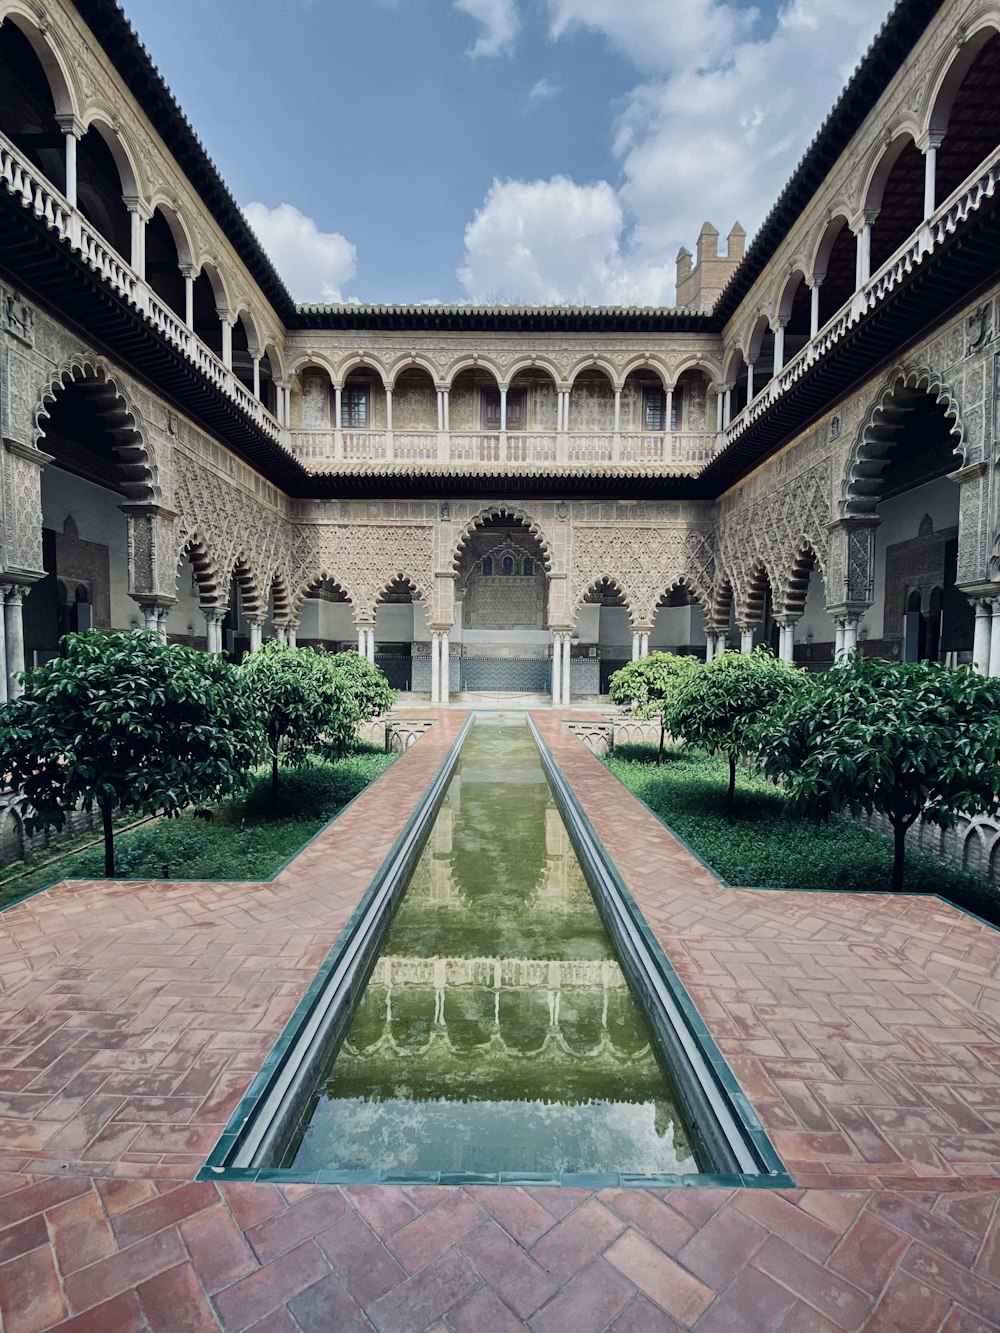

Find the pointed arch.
[
  {"left": 451, "top": 506, "right": 554, "bottom": 574},
  {"left": 841, "top": 367, "right": 966, "bottom": 518},
  {"left": 371, "top": 571, "right": 428, "bottom": 622},
  {"left": 35, "top": 358, "right": 159, "bottom": 501},
  {"left": 654, "top": 574, "right": 710, "bottom": 618}
]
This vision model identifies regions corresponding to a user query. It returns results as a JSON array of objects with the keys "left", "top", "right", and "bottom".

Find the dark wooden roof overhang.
[
  {"left": 695, "top": 192, "right": 1000, "bottom": 498},
  {"left": 293, "top": 306, "right": 717, "bottom": 334},
  {"left": 0, "top": 190, "right": 308, "bottom": 493},
  {"left": 301, "top": 468, "right": 706, "bottom": 501}
]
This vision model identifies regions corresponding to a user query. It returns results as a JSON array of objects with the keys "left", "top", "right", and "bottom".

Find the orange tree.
[
  {"left": 0, "top": 630, "right": 261, "bottom": 878},
  {"left": 759, "top": 656, "right": 1000, "bottom": 891}
]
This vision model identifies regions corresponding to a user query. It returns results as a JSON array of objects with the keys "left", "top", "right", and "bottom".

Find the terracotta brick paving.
[{"left": 0, "top": 709, "right": 997, "bottom": 1331}]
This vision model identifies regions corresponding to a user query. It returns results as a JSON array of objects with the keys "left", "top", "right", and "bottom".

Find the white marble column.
[
  {"left": 923, "top": 136, "right": 941, "bottom": 219},
  {"left": 716, "top": 391, "right": 725, "bottom": 432},
  {"left": 62, "top": 126, "right": 78, "bottom": 208},
  {"left": 724, "top": 387, "right": 732, "bottom": 427},
  {"left": 705, "top": 633, "right": 715, "bottom": 663},
  {"left": 249, "top": 619, "right": 263, "bottom": 653},
  {"left": 385, "top": 387, "right": 393, "bottom": 430},
  {"left": 746, "top": 360, "right": 755, "bottom": 401},
  {"left": 972, "top": 599, "right": 992, "bottom": 674},
  {"left": 156, "top": 609, "right": 169, "bottom": 643},
  {"left": 0, "top": 598, "right": 9, "bottom": 703},
  {"left": 127, "top": 202, "right": 146, "bottom": 279},
  {"left": 440, "top": 630, "right": 450, "bottom": 705},
  {"left": 989, "top": 600, "right": 1000, "bottom": 678},
  {"left": 561, "top": 634, "right": 572, "bottom": 705},
  {"left": 142, "top": 605, "right": 159, "bottom": 633},
  {"left": 665, "top": 388, "right": 674, "bottom": 433},
  {"left": 203, "top": 609, "right": 222, "bottom": 653},
  {"left": 834, "top": 618, "right": 846, "bottom": 661},
  {"left": 640, "top": 632, "right": 650, "bottom": 658},
  {"left": 809, "top": 281, "right": 821, "bottom": 338},
  {"left": 499, "top": 388, "right": 507, "bottom": 432},
  {"left": 842, "top": 615, "right": 859, "bottom": 657},
  {"left": 431, "top": 632, "right": 441, "bottom": 704},
  {"left": 613, "top": 389, "right": 622, "bottom": 433},
  {"left": 182, "top": 267, "right": 195, "bottom": 328},
  {"left": 855, "top": 219, "right": 873, "bottom": 288},
  {"left": 631, "top": 632, "right": 642, "bottom": 662},
  {"left": 252, "top": 356, "right": 261, "bottom": 400},
  {"left": 551, "top": 634, "right": 563, "bottom": 703},
  {"left": 366, "top": 628, "right": 376, "bottom": 664},
  {"left": 773, "top": 321, "right": 786, "bottom": 375},
  {"left": 739, "top": 626, "right": 754, "bottom": 655},
  {"left": 286, "top": 624, "right": 297, "bottom": 648},
  {"left": 5, "top": 589, "right": 25, "bottom": 697},
  {"left": 221, "top": 317, "right": 234, "bottom": 370}
]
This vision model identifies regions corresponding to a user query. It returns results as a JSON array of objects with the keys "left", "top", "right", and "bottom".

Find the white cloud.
[
  {"left": 242, "top": 201, "right": 357, "bottom": 303},
  {"left": 528, "top": 77, "right": 561, "bottom": 103},
  {"left": 454, "top": 0, "right": 520, "bottom": 57},
  {"left": 458, "top": 0, "right": 884, "bottom": 305},
  {"left": 458, "top": 176, "right": 675, "bottom": 305}
]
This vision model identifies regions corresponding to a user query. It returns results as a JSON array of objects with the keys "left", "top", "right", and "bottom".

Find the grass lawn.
[
  {"left": 0, "top": 746, "right": 396, "bottom": 910},
  {"left": 604, "top": 742, "right": 1000, "bottom": 927}
]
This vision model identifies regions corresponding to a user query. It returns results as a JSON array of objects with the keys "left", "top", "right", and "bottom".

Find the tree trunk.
[
  {"left": 100, "top": 801, "right": 115, "bottom": 878},
  {"left": 658, "top": 722, "right": 665, "bottom": 765},
  {"left": 727, "top": 752, "right": 737, "bottom": 817},
  {"left": 270, "top": 746, "right": 279, "bottom": 806},
  {"left": 890, "top": 820, "right": 908, "bottom": 892}
]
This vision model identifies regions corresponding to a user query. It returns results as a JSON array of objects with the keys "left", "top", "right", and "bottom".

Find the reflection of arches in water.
[{"left": 336, "top": 954, "right": 663, "bottom": 1104}]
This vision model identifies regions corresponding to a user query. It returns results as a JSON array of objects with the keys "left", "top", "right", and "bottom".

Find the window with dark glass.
[
  {"left": 522, "top": 557, "right": 535, "bottom": 576},
  {"left": 643, "top": 387, "right": 666, "bottom": 431},
  {"left": 501, "top": 555, "right": 515, "bottom": 575},
  {"left": 342, "top": 385, "right": 369, "bottom": 428},
  {"left": 482, "top": 556, "right": 493, "bottom": 576}
]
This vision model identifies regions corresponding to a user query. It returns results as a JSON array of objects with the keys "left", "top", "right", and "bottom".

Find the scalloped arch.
[
  {"left": 35, "top": 358, "right": 159, "bottom": 501},
  {"left": 224, "top": 552, "right": 267, "bottom": 620},
  {"left": 653, "top": 574, "right": 711, "bottom": 618},
  {"left": 451, "top": 506, "right": 555, "bottom": 575},
  {"left": 175, "top": 535, "right": 223, "bottom": 607},
  {"left": 739, "top": 558, "right": 777, "bottom": 625},
  {"left": 291, "top": 570, "right": 357, "bottom": 617},
  {"left": 370, "top": 572, "right": 430, "bottom": 623},
  {"left": 779, "top": 539, "right": 825, "bottom": 618},
  {"left": 571, "top": 574, "right": 637, "bottom": 626},
  {"left": 841, "top": 367, "right": 965, "bottom": 518},
  {"left": 269, "top": 566, "right": 294, "bottom": 625}
]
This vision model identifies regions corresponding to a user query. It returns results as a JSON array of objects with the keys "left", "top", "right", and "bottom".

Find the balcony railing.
[
  {"left": 722, "top": 140, "right": 1000, "bottom": 447},
  {"left": 0, "top": 134, "right": 284, "bottom": 448},
  {"left": 285, "top": 427, "right": 720, "bottom": 470}
]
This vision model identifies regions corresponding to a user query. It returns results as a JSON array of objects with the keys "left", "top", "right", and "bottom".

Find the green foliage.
[
  {"left": 608, "top": 652, "right": 698, "bottom": 717},
  {"left": 665, "top": 649, "right": 804, "bottom": 813},
  {"left": 324, "top": 651, "right": 395, "bottom": 722},
  {"left": 0, "top": 749, "right": 396, "bottom": 905},
  {"left": 241, "top": 641, "right": 357, "bottom": 799},
  {"left": 759, "top": 656, "right": 1000, "bottom": 890},
  {"left": 605, "top": 745, "right": 1000, "bottom": 924},
  {"left": 0, "top": 630, "right": 261, "bottom": 876}
]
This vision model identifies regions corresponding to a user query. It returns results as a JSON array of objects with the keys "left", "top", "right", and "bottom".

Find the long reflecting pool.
[{"left": 286, "top": 715, "right": 700, "bottom": 1176}]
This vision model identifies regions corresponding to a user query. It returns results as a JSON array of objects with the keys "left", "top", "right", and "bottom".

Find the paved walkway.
[{"left": 0, "top": 710, "right": 997, "bottom": 1332}]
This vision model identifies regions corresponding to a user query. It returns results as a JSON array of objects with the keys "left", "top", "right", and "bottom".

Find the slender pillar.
[
  {"left": 640, "top": 632, "right": 650, "bottom": 658},
  {"left": 834, "top": 618, "right": 846, "bottom": 661},
  {"left": 183, "top": 268, "right": 195, "bottom": 328},
  {"left": 613, "top": 389, "right": 621, "bottom": 433},
  {"left": 0, "top": 599, "right": 8, "bottom": 703},
  {"left": 436, "top": 390, "right": 444, "bottom": 432},
  {"left": 740, "top": 627, "right": 754, "bottom": 655},
  {"left": 989, "top": 601, "right": 1000, "bottom": 678},
  {"left": 551, "top": 634, "right": 563, "bottom": 703},
  {"left": 724, "top": 387, "right": 732, "bottom": 426},
  {"left": 142, "top": 605, "right": 159, "bottom": 633},
  {"left": 203, "top": 609, "right": 221, "bottom": 653},
  {"left": 665, "top": 389, "right": 674, "bottom": 433},
  {"left": 156, "top": 610, "right": 169, "bottom": 643},
  {"left": 366, "top": 628, "right": 376, "bottom": 664},
  {"left": 127, "top": 203, "right": 145, "bottom": 278},
  {"left": 842, "top": 616, "right": 859, "bottom": 657},
  {"left": 221, "top": 318, "right": 234, "bottom": 370},
  {"left": 705, "top": 633, "right": 715, "bottom": 664},
  {"left": 248, "top": 619, "right": 263, "bottom": 653},
  {"left": 972, "top": 599, "right": 992, "bottom": 673},
  {"left": 923, "top": 138, "right": 940, "bottom": 219},
  {"left": 441, "top": 631, "right": 451, "bottom": 705},
  {"left": 561, "top": 634, "right": 572, "bottom": 705},
  {"left": 442, "top": 389, "right": 450, "bottom": 431},
  {"left": 63, "top": 127, "right": 78, "bottom": 208},
  {"left": 5, "top": 589, "right": 25, "bottom": 697},
  {"left": 809, "top": 281, "right": 821, "bottom": 338},
  {"left": 632, "top": 631, "right": 642, "bottom": 661},
  {"left": 716, "top": 390, "right": 724, "bottom": 432},
  {"left": 358, "top": 625, "right": 367, "bottom": 656},
  {"left": 855, "top": 220, "right": 872, "bottom": 288},
  {"left": 252, "top": 356, "right": 261, "bottom": 400},
  {"left": 431, "top": 631, "right": 441, "bottom": 704},
  {"left": 335, "top": 385, "right": 343, "bottom": 428},
  {"left": 286, "top": 625, "right": 297, "bottom": 648},
  {"left": 773, "top": 322, "right": 786, "bottom": 375},
  {"left": 499, "top": 388, "right": 507, "bottom": 432},
  {"left": 746, "top": 361, "right": 755, "bottom": 401},
  {"left": 283, "top": 385, "right": 292, "bottom": 424},
  {"left": 385, "top": 387, "right": 393, "bottom": 430}
]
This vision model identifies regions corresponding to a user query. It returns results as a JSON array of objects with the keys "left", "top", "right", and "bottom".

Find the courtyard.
[{"left": 0, "top": 709, "right": 997, "bottom": 1332}]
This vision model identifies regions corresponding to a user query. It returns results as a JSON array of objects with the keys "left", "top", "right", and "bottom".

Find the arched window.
[
  {"left": 522, "top": 557, "right": 535, "bottom": 576},
  {"left": 481, "top": 556, "right": 493, "bottom": 576},
  {"left": 501, "top": 555, "right": 515, "bottom": 576}
]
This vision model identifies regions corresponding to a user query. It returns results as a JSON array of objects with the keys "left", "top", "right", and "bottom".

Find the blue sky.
[{"left": 118, "top": 0, "right": 891, "bottom": 306}]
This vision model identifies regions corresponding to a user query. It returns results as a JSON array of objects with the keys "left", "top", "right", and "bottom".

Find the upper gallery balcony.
[{"left": 283, "top": 362, "right": 721, "bottom": 475}]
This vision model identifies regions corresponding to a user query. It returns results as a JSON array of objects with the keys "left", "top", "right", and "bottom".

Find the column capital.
[{"left": 55, "top": 113, "right": 85, "bottom": 138}]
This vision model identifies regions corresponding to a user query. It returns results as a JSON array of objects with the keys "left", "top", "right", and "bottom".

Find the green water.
[{"left": 289, "top": 715, "right": 699, "bottom": 1176}]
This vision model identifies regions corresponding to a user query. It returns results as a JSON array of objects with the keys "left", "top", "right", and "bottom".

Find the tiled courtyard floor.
[{"left": 0, "top": 708, "right": 998, "bottom": 1332}]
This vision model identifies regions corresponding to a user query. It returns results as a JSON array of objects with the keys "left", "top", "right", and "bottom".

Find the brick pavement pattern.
[{"left": 0, "top": 709, "right": 997, "bottom": 1332}]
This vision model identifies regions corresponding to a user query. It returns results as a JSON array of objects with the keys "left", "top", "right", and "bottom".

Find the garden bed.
[
  {"left": 604, "top": 743, "right": 1000, "bottom": 926},
  {"left": 0, "top": 747, "right": 396, "bottom": 910}
]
